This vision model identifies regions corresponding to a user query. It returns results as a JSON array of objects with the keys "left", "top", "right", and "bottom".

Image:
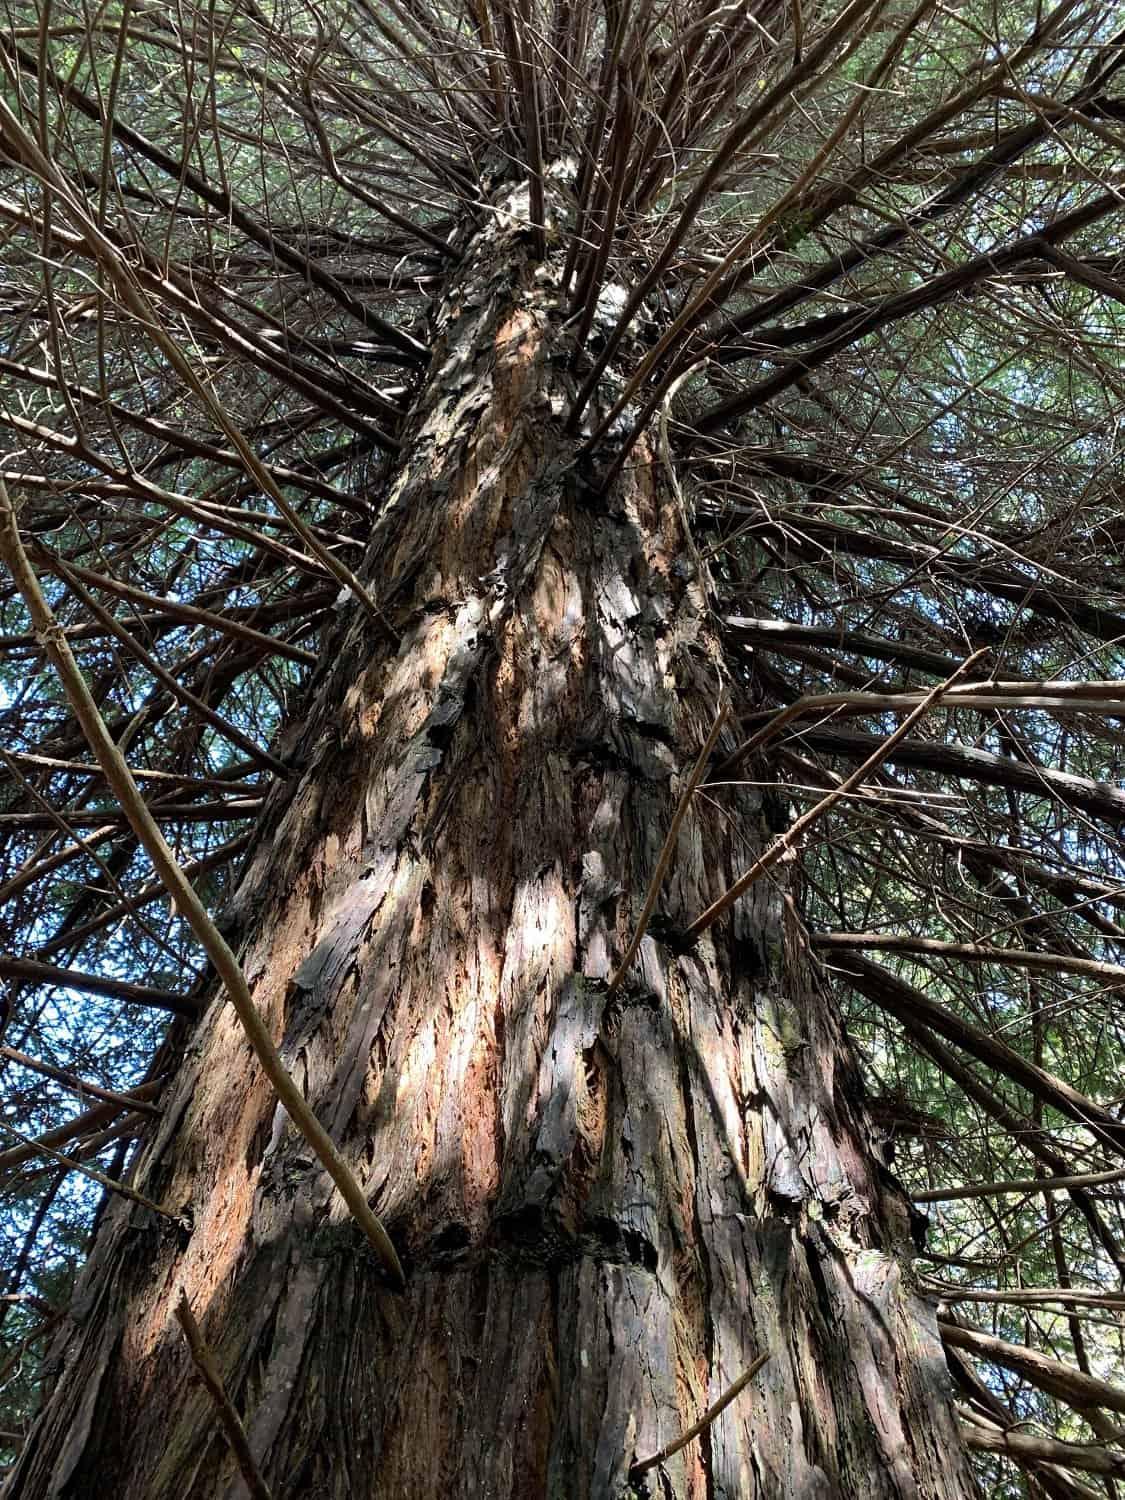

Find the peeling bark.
[{"left": 7, "top": 177, "right": 979, "bottom": 1500}]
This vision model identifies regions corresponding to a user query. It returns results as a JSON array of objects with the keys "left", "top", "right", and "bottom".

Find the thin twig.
[
  {"left": 720, "top": 680, "right": 1125, "bottom": 778},
  {"left": 683, "top": 650, "right": 987, "bottom": 942},
  {"left": 629, "top": 1351, "right": 771, "bottom": 1478},
  {"left": 0, "top": 1083, "right": 163, "bottom": 1172},
  {"left": 0, "top": 1118, "right": 180, "bottom": 1224},
  {"left": 175, "top": 1293, "right": 275, "bottom": 1500},
  {"left": 0, "top": 479, "right": 405, "bottom": 1290},
  {"left": 0, "top": 93, "right": 400, "bottom": 640},
  {"left": 48, "top": 555, "right": 293, "bottom": 779},
  {"left": 607, "top": 705, "right": 728, "bottom": 994},
  {"left": 0, "top": 1045, "right": 164, "bottom": 1117},
  {"left": 0, "top": 1310, "right": 65, "bottom": 1389},
  {"left": 812, "top": 931, "right": 1125, "bottom": 988}
]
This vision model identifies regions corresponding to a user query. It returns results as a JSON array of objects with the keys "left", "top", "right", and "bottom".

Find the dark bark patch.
[
  {"left": 430, "top": 1221, "right": 473, "bottom": 1260},
  {"left": 583, "top": 1218, "right": 659, "bottom": 1274}
]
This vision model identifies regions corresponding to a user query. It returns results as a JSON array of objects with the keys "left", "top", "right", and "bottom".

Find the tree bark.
[{"left": 6, "top": 178, "right": 979, "bottom": 1500}]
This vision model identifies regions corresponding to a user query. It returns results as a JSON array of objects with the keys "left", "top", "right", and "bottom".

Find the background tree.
[{"left": 0, "top": 0, "right": 1123, "bottom": 1494}]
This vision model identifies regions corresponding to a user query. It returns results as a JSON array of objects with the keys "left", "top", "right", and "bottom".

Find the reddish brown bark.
[{"left": 7, "top": 179, "right": 978, "bottom": 1500}]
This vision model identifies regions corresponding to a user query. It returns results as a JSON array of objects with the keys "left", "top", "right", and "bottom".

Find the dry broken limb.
[
  {"left": 606, "top": 703, "right": 729, "bottom": 994},
  {"left": 812, "top": 931, "right": 1125, "bottom": 990},
  {"left": 174, "top": 1294, "right": 275, "bottom": 1500},
  {"left": 932, "top": 1285, "right": 1125, "bottom": 1312},
  {"left": 956, "top": 1419, "right": 1125, "bottom": 1481},
  {"left": 0, "top": 1084, "right": 162, "bottom": 1177},
  {"left": 914, "top": 1166, "right": 1125, "bottom": 1203},
  {"left": 629, "top": 1351, "right": 772, "bottom": 1479},
  {"left": 718, "top": 676, "right": 1125, "bottom": 780}
]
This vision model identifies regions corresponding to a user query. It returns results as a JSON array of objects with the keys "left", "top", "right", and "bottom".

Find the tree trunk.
[{"left": 7, "top": 178, "right": 979, "bottom": 1500}]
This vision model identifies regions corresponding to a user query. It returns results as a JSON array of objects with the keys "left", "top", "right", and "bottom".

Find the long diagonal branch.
[{"left": 0, "top": 479, "right": 405, "bottom": 1289}]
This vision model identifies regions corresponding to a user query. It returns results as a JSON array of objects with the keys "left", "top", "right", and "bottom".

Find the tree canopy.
[{"left": 0, "top": 0, "right": 1124, "bottom": 1492}]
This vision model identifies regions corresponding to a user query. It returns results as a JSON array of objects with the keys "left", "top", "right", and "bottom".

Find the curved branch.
[
  {"left": 942, "top": 1320, "right": 1125, "bottom": 1416},
  {"left": 825, "top": 950, "right": 1125, "bottom": 1156},
  {"left": 791, "top": 727, "right": 1125, "bottom": 827},
  {"left": 813, "top": 931, "right": 1125, "bottom": 990}
]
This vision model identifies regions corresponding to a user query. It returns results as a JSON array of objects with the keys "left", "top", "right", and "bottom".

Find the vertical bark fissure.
[{"left": 7, "top": 173, "right": 980, "bottom": 1500}]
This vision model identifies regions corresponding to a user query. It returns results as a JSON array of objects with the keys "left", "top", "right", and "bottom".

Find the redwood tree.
[{"left": 0, "top": 1, "right": 1124, "bottom": 1496}]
